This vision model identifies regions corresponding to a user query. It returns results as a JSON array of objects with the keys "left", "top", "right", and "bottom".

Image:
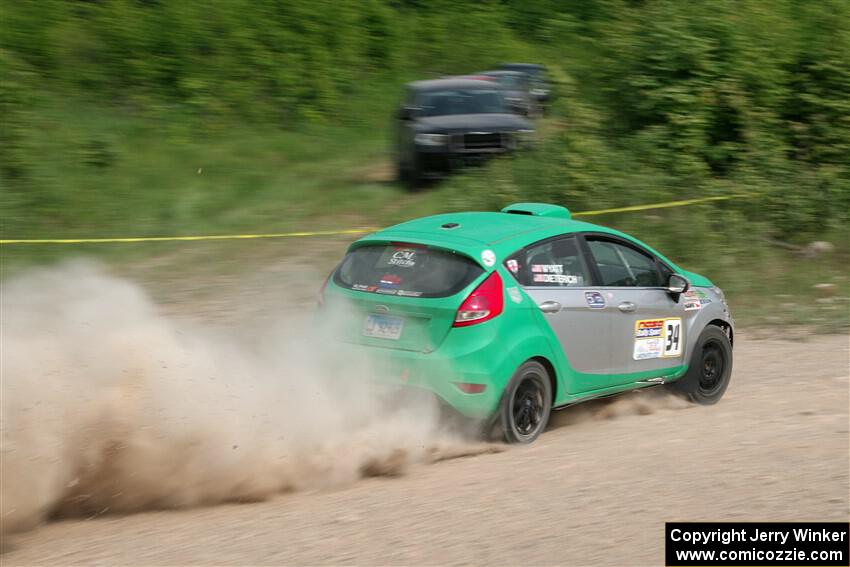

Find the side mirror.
[{"left": 667, "top": 273, "right": 690, "bottom": 295}]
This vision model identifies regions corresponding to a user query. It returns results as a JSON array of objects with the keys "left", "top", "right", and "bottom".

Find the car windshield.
[
  {"left": 334, "top": 244, "right": 483, "bottom": 298},
  {"left": 418, "top": 89, "right": 507, "bottom": 116}
]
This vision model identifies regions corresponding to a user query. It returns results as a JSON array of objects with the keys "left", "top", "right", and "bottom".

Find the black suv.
[
  {"left": 499, "top": 63, "right": 552, "bottom": 106},
  {"left": 480, "top": 70, "right": 540, "bottom": 117},
  {"left": 394, "top": 78, "right": 535, "bottom": 186}
]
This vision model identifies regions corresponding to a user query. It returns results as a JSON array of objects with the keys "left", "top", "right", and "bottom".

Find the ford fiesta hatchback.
[{"left": 321, "top": 203, "right": 734, "bottom": 443}]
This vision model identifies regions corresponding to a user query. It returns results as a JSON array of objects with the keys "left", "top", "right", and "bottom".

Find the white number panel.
[
  {"left": 633, "top": 317, "right": 683, "bottom": 360},
  {"left": 663, "top": 318, "right": 682, "bottom": 357}
]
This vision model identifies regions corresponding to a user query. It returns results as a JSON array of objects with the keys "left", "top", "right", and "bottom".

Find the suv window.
[
  {"left": 508, "top": 236, "right": 591, "bottom": 287},
  {"left": 586, "top": 239, "right": 662, "bottom": 287},
  {"left": 334, "top": 244, "right": 483, "bottom": 298}
]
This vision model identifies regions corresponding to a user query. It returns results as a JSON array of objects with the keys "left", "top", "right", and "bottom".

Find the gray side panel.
[{"left": 523, "top": 287, "right": 613, "bottom": 374}]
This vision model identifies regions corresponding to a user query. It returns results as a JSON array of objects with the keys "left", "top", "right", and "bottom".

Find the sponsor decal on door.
[
  {"left": 633, "top": 317, "right": 682, "bottom": 360},
  {"left": 584, "top": 291, "right": 606, "bottom": 309}
]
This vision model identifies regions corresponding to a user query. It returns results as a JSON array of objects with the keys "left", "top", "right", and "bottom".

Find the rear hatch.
[{"left": 328, "top": 243, "right": 484, "bottom": 352}]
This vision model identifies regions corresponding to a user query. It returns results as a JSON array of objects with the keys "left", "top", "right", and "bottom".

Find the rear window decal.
[
  {"left": 388, "top": 248, "right": 417, "bottom": 268},
  {"left": 335, "top": 244, "right": 483, "bottom": 298},
  {"left": 379, "top": 274, "right": 402, "bottom": 288}
]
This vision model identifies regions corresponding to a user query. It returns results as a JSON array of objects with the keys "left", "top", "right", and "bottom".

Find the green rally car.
[{"left": 321, "top": 203, "right": 734, "bottom": 443}]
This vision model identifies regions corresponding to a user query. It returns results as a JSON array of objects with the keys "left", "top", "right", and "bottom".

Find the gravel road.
[{"left": 4, "top": 333, "right": 848, "bottom": 566}]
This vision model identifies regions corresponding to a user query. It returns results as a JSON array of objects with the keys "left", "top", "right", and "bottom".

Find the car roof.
[
  {"left": 354, "top": 211, "right": 608, "bottom": 259},
  {"left": 408, "top": 78, "right": 498, "bottom": 91},
  {"left": 352, "top": 204, "right": 684, "bottom": 273}
]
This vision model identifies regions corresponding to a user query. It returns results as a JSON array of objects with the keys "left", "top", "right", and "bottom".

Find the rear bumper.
[{"left": 338, "top": 323, "right": 517, "bottom": 420}]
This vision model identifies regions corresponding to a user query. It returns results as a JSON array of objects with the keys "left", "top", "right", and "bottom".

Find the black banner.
[{"left": 666, "top": 522, "right": 849, "bottom": 566}]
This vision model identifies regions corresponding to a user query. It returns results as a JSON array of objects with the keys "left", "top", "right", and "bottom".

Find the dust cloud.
[{"left": 0, "top": 262, "right": 492, "bottom": 534}]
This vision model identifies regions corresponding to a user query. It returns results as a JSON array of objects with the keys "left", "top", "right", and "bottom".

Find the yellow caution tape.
[
  {"left": 571, "top": 194, "right": 740, "bottom": 217},
  {"left": 0, "top": 228, "right": 377, "bottom": 245},
  {"left": 0, "top": 194, "right": 747, "bottom": 245}
]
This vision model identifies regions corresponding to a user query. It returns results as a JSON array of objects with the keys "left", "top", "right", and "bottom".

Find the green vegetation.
[{"left": 1, "top": 0, "right": 848, "bottom": 327}]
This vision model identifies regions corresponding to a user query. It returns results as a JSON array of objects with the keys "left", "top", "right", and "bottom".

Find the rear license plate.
[{"left": 363, "top": 314, "right": 404, "bottom": 340}]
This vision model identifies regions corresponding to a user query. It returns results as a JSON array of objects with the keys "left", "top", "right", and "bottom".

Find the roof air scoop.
[{"left": 501, "top": 202, "right": 571, "bottom": 219}]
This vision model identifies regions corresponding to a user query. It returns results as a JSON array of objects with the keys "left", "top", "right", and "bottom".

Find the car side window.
[
  {"left": 586, "top": 239, "right": 662, "bottom": 287},
  {"left": 509, "top": 236, "right": 592, "bottom": 287}
]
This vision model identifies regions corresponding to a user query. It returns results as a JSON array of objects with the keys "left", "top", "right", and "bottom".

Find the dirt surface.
[{"left": 4, "top": 333, "right": 848, "bottom": 566}]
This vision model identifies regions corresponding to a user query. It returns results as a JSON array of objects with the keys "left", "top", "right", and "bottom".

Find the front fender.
[{"left": 683, "top": 287, "right": 734, "bottom": 363}]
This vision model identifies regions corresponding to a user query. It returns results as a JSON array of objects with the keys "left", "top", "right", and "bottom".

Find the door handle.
[
  {"left": 538, "top": 300, "right": 562, "bottom": 314},
  {"left": 617, "top": 301, "right": 637, "bottom": 313}
]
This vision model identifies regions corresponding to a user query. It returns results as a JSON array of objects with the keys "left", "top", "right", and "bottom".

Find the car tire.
[
  {"left": 668, "top": 325, "right": 732, "bottom": 405},
  {"left": 498, "top": 360, "right": 552, "bottom": 444}
]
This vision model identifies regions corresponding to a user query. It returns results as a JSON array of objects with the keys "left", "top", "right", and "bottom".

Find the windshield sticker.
[
  {"left": 376, "top": 288, "right": 398, "bottom": 295},
  {"left": 507, "top": 287, "right": 523, "bottom": 304},
  {"left": 352, "top": 284, "right": 370, "bottom": 291},
  {"left": 481, "top": 249, "right": 496, "bottom": 267},
  {"left": 506, "top": 259, "right": 519, "bottom": 273},
  {"left": 388, "top": 248, "right": 418, "bottom": 268},
  {"left": 531, "top": 264, "right": 564, "bottom": 274},
  {"left": 533, "top": 273, "right": 578, "bottom": 284},
  {"left": 585, "top": 291, "right": 606, "bottom": 309},
  {"left": 633, "top": 318, "right": 682, "bottom": 360}
]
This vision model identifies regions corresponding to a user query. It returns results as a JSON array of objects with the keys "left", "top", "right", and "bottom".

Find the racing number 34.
[{"left": 664, "top": 318, "right": 682, "bottom": 357}]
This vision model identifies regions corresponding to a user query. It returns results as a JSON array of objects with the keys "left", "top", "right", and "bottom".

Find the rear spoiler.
[{"left": 501, "top": 203, "right": 571, "bottom": 219}]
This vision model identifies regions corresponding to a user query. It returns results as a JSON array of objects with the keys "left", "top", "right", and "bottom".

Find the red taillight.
[{"left": 453, "top": 271, "right": 504, "bottom": 327}]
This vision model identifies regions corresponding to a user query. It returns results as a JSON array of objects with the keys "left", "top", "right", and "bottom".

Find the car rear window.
[{"left": 334, "top": 244, "right": 484, "bottom": 298}]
